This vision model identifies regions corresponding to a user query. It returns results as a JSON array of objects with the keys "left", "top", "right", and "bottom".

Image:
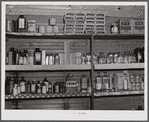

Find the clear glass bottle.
[
  {"left": 23, "top": 49, "right": 28, "bottom": 65},
  {"left": 17, "top": 15, "right": 26, "bottom": 32},
  {"left": 98, "top": 52, "right": 102, "bottom": 64},
  {"left": 80, "top": 75, "right": 87, "bottom": 92},
  {"left": 42, "top": 82, "right": 47, "bottom": 94},
  {"left": 123, "top": 74, "right": 128, "bottom": 90},
  {"left": 54, "top": 54, "right": 60, "bottom": 65},
  {"left": 19, "top": 50, "right": 24, "bottom": 65},
  {"left": 54, "top": 82, "right": 59, "bottom": 93},
  {"left": 113, "top": 52, "right": 119, "bottom": 64},
  {"left": 86, "top": 53, "right": 91, "bottom": 64},
  {"left": 20, "top": 76, "right": 26, "bottom": 93},
  {"left": 17, "top": 83, "right": 21, "bottom": 94},
  {"left": 13, "top": 84, "right": 18, "bottom": 96},
  {"left": 124, "top": 52, "right": 129, "bottom": 64},
  {"left": 93, "top": 53, "right": 98, "bottom": 64},
  {"left": 107, "top": 53, "right": 113, "bottom": 64},
  {"left": 102, "top": 72, "right": 109, "bottom": 92},
  {"left": 34, "top": 48, "right": 42, "bottom": 65},
  {"left": 95, "top": 72, "right": 102, "bottom": 91},
  {"left": 118, "top": 51, "right": 124, "bottom": 64},
  {"left": 43, "top": 78, "right": 49, "bottom": 93}
]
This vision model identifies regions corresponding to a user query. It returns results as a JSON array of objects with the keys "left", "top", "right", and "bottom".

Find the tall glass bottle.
[
  {"left": 102, "top": 72, "right": 109, "bottom": 92},
  {"left": 34, "top": 48, "right": 42, "bottom": 65},
  {"left": 123, "top": 74, "right": 128, "bottom": 90},
  {"left": 20, "top": 76, "right": 26, "bottom": 93},
  {"left": 95, "top": 72, "right": 102, "bottom": 91},
  {"left": 17, "top": 15, "right": 26, "bottom": 32}
]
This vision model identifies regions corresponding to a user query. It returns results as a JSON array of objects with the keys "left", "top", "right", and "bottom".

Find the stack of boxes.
[
  {"left": 84, "top": 13, "right": 106, "bottom": 35},
  {"left": 64, "top": 13, "right": 85, "bottom": 34}
]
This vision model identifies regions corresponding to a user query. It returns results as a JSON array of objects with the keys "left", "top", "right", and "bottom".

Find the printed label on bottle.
[{"left": 105, "top": 83, "right": 109, "bottom": 89}]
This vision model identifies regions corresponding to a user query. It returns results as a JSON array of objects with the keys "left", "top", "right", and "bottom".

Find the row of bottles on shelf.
[
  {"left": 6, "top": 47, "right": 144, "bottom": 65},
  {"left": 5, "top": 72, "right": 144, "bottom": 96}
]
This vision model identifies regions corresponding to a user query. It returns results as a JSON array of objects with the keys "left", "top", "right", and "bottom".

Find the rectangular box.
[
  {"left": 70, "top": 53, "right": 76, "bottom": 65},
  {"left": 133, "top": 19, "right": 144, "bottom": 34},
  {"left": 59, "top": 53, "right": 65, "bottom": 65},
  {"left": 64, "top": 53, "right": 70, "bottom": 65},
  {"left": 41, "top": 50, "right": 46, "bottom": 65},
  {"left": 117, "top": 19, "right": 134, "bottom": 34}
]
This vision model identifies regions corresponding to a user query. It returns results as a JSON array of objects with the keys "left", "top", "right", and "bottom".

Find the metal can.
[{"left": 49, "top": 54, "right": 54, "bottom": 65}]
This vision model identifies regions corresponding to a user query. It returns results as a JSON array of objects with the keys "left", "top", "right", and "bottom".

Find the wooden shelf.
[
  {"left": 94, "top": 90, "right": 144, "bottom": 97},
  {"left": 6, "top": 32, "right": 144, "bottom": 40},
  {"left": 5, "top": 92, "right": 91, "bottom": 100},
  {"left": 6, "top": 64, "right": 91, "bottom": 71},
  {"left": 94, "top": 63, "right": 144, "bottom": 70}
]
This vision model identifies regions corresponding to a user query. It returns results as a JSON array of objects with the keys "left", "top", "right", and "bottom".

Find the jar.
[
  {"left": 80, "top": 75, "right": 87, "bottom": 92},
  {"left": 107, "top": 53, "right": 113, "bottom": 64},
  {"left": 39, "top": 26, "right": 45, "bottom": 33},
  {"left": 50, "top": 17, "right": 56, "bottom": 25},
  {"left": 46, "top": 26, "right": 52, "bottom": 34},
  {"left": 53, "top": 26, "right": 59, "bottom": 33},
  {"left": 113, "top": 52, "right": 119, "bottom": 64},
  {"left": 110, "top": 22, "right": 118, "bottom": 34}
]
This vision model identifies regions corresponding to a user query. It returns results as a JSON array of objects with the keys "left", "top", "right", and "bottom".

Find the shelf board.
[
  {"left": 5, "top": 92, "right": 91, "bottom": 100},
  {"left": 94, "top": 63, "right": 144, "bottom": 70},
  {"left": 6, "top": 32, "right": 144, "bottom": 40},
  {"left": 94, "top": 90, "right": 144, "bottom": 97},
  {"left": 6, "top": 64, "right": 91, "bottom": 71}
]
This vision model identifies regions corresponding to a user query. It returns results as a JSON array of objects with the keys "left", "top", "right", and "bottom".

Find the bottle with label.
[
  {"left": 54, "top": 54, "right": 60, "bottom": 65},
  {"left": 140, "top": 74, "right": 144, "bottom": 90},
  {"left": 8, "top": 48, "right": 15, "bottom": 65},
  {"left": 80, "top": 75, "right": 88, "bottom": 92},
  {"left": 87, "top": 78, "right": 92, "bottom": 93},
  {"left": 54, "top": 82, "right": 59, "bottom": 93},
  {"left": 95, "top": 72, "right": 102, "bottom": 91},
  {"left": 123, "top": 74, "right": 128, "bottom": 90},
  {"left": 135, "top": 74, "right": 140, "bottom": 90},
  {"left": 43, "top": 78, "right": 49, "bottom": 93},
  {"left": 48, "top": 82, "right": 52, "bottom": 93},
  {"left": 13, "top": 84, "right": 18, "bottom": 96},
  {"left": 81, "top": 53, "right": 86, "bottom": 64},
  {"left": 34, "top": 48, "right": 42, "bottom": 65},
  {"left": 42, "top": 82, "right": 47, "bottom": 94},
  {"left": 102, "top": 72, "right": 109, "bottom": 92},
  {"left": 31, "top": 80, "right": 36, "bottom": 94},
  {"left": 9, "top": 76, "right": 14, "bottom": 94},
  {"left": 17, "top": 15, "right": 26, "bottom": 32},
  {"left": 16, "top": 49, "right": 19, "bottom": 65},
  {"left": 132, "top": 51, "right": 137, "bottom": 63},
  {"left": 19, "top": 50, "right": 24, "bottom": 65},
  {"left": 37, "top": 81, "right": 41, "bottom": 94},
  {"left": 20, "top": 77, "right": 26, "bottom": 93}
]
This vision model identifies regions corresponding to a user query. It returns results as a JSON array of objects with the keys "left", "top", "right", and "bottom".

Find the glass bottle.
[
  {"left": 43, "top": 78, "right": 49, "bottom": 93},
  {"left": 16, "top": 49, "right": 19, "bottom": 65},
  {"left": 86, "top": 53, "right": 91, "bottom": 65},
  {"left": 95, "top": 72, "right": 102, "bottom": 91},
  {"left": 80, "top": 75, "right": 87, "bottom": 92},
  {"left": 17, "top": 15, "right": 26, "bottom": 32},
  {"left": 113, "top": 52, "right": 119, "bottom": 64},
  {"left": 31, "top": 80, "right": 36, "bottom": 94},
  {"left": 17, "top": 83, "right": 21, "bottom": 94},
  {"left": 20, "top": 76, "right": 26, "bottom": 93},
  {"left": 81, "top": 53, "right": 86, "bottom": 64},
  {"left": 48, "top": 82, "right": 52, "bottom": 93},
  {"left": 93, "top": 53, "right": 98, "bottom": 64},
  {"left": 118, "top": 51, "right": 124, "bottom": 64},
  {"left": 19, "top": 50, "right": 24, "bottom": 65},
  {"left": 102, "top": 72, "right": 109, "bottom": 92},
  {"left": 13, "top": 84, "right": 18, "bottom": 96},
  {"left": 34, "top": 48, "right": 42, "bottom": 65},
  {"left": 26, "top": 81, "right": 31, "bottom": 93},
  {"left": 123, "top": 74, "right": 128, "bottom": 90},
  {"left": 87, "top": 78, "right": 92, "bottom": 94},
  {"left": 137, "top": 48, "right": 142, "bottom": 63},
  {"left": 54, "top": 54, "right": 60, "bottom": 65},
  {"left": 5, "top": 76, "right": 10, "bottom": 95},
  {"left": 112, "top": 74, "right": 118, "bottom": 92},
  {"left": 23, "top": 49, "right": 28, "bottom": 65},
  {"left": 54, "top": 82, "right": 59, "bottom": 93},
  {"left": 9, "top": 76, "right": 14, "bottom": 94},
  {"left": 107, "top": 53, "right": 113, "bottom": 64},
  {"left": 98, "top": 52, "right": 102, "bottom": 64},
  {"left": 124, "top": 52, "right": 129, "bottom": 64},
  {"left": 42, "top": 82, "right": 47, "bottom": 94},
  {"left": 37, "top": 81, "right": 41, "bottom": 94},
  {"left": 8, "top": 48, "right": 15, "bottom": 65}
]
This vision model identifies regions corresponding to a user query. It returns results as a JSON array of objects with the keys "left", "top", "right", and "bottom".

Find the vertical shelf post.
[{"left": 90, "top": 34, "right": 94, "bottom": 110}]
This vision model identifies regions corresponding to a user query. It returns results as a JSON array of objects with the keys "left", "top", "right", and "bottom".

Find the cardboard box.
[
  {"left": 133, "top": 19, "right": 144, "bottom": 34},
  {"left": 70, "top": 53, "right": 76, "bottom": 65},
  {"left": 42, "top": 50, "right": 46, "bottom": 65}
]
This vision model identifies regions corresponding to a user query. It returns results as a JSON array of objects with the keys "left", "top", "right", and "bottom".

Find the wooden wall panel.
[
  {"left": 6, "top": 98, "right": 90, "bottom": 110},
  {"left": 94, "top": 95, "right": 144, "bottom": 110}
]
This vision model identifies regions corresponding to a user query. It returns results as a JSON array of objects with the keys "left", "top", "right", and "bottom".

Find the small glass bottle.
[
  {"left": 123, "top": 74, "right": 128, "bottom": 90},
  {"left": 113, "top": 52, "right": 119, "bottom": 64},
  {"left": 112, "top": 74, "right": 118, "bottom": 92},
  {"left": 37, "top": 81, "right": 41, "bottom": 94},
  {"left": 19, "top": 51, "right": 24, "bottom": 65},
  {"left": 34, "top": 48, "right": 42, "bottom": 65},
  {"left": 17, "top": 84, "right": 21, "bottom": 94},
  {"left": 95, "top": 72, "right": 102, "bottom": 91},
  {"left": 13, "top": 84, "right": 18, "bottom": 96},
  {"left": 20, "top": 76, "right": 26, "bottom": 93},
  {"left": 80, "top": 75, "right": 87, "bottom": 92},
  {"left": 26, "top": 81, "right": 31, "bottom": 93},
  {"left": 124, "top": 52, "right": 129, "bottom": 64},
  {"left": 16, "top": 49, "right": 19, "bottom": 65},
  {"left": 118, "top": 52, "right": 124, "bottom": 64},
  {"left": 31, "top": 80, "right": 36, "bottom": 94},
  {"left": 23, "top": 50, "right": 28, "bottom": 65},
  {"left": 54, "top": 82, "right": 59, "bottom": 93},
  {"left": 93, "top": 53, "right": 98, "bottom": 64},
  {"left": 54, "top": 54, "right": 60, "bottom": 65},
  {"left": 136, "top": 74, "right": 140, "bottom": 90},
  {"left": 43, "top": 78, "right": 49, "bottom": 93},
  {"left": 102, "top": 72, "right": 109, "bottom": 92},
  {"left": 9, "top": 77, "right": 14, "bottom": 94},
  {"left": 5, "top": 76, "right": 10, "bottom": 95},
  {"left": 48, "top": 82, "right": 52, "bottom": 93},
  {"left": 87, "top": 78, "right": 92, "bottom": 93},
  {"left": 8, "top": 48, "right": 15, "bottom": 65},
  {"left": 42, "top": 82, "right": 47, "bottom": 94}
]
